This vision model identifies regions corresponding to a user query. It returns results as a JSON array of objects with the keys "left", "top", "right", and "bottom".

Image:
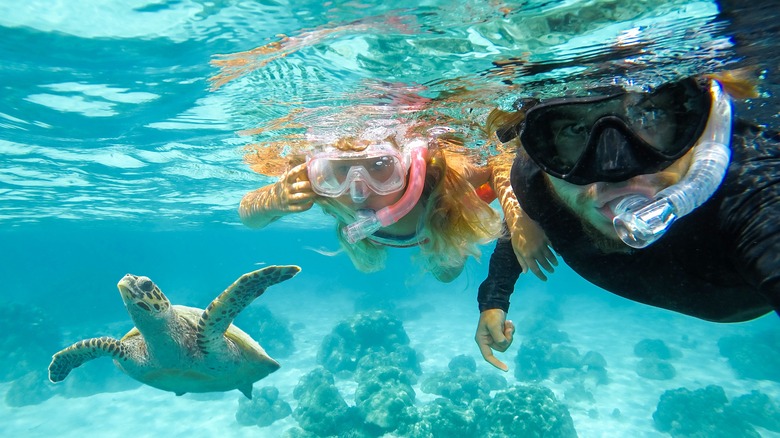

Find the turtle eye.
[{"left": 138, "top": 278, "right": 154, "bottom": 292}]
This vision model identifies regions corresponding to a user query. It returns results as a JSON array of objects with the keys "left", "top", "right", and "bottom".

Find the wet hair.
[{"left": 316, "top": 137, "right": 502, "bottom": 281}]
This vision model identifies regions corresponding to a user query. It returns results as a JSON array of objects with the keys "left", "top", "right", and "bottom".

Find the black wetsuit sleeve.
[
  {"left": 477, "top": 223, "right": 523, "bottom": 313},
  {"left": 729, "top": 180, "right": 780, "bottom": 316},
  {"left": 724, "top": 124, "right": 780, "bottom": 317}
]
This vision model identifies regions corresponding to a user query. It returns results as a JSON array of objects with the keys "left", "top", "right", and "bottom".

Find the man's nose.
[{"left": 595, "top": 127, "right": 640, "bottom": 178}]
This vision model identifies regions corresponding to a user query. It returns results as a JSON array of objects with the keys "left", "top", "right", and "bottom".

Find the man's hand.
[{"left": 475, "top": 308, "right": 515, "bottom": 372}]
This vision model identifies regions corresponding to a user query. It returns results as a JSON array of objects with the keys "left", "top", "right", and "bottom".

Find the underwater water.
[{"left": 2, "top": 1, "right": 779, "bottom": 437}]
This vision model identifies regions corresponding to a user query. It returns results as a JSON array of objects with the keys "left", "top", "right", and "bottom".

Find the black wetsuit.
[{"left": 478, "top": 120, "right": 780, "bottom": 322}]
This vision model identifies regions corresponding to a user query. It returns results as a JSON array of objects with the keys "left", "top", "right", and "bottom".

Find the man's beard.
[
  {"left": 579, "top": 218, "right": 634, "bottom": 254},
  {"left": 545, "top": 178, "right": 633, "bottom": 254},
  {"left": 544, "top": 167, "right": 686, "bottom": 255}
]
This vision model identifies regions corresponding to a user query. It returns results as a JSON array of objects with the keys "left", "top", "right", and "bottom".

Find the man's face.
[{"left": 545, "top": 152, "right": 693, "bottom": 241}]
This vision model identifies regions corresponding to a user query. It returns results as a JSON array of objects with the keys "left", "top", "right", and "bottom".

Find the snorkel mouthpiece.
[
  {"left": 612, "top": 194, "right": 677, "bottom": 248},
  {"left": 612, "top": 80, "right": 732, "bottom": 248},
  {"left": 343, "top": 140, "right": 428, "bottom": 244}
]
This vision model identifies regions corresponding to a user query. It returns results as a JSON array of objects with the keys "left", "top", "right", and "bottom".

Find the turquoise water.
[{"left": 2, "top": 1, "right": 780, "bottom": 437}]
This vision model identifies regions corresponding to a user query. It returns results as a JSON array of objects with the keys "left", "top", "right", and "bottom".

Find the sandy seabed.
[{"left": 3, "top": 271, "right": 779, "bottom": 438}]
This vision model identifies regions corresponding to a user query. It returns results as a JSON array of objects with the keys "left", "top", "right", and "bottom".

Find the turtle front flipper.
[
  {"left": 48, "top": 336, "right": 129, "bottom": 383},
  {"left": 195, "top": 265, "right": 301, "bottom": 354}
]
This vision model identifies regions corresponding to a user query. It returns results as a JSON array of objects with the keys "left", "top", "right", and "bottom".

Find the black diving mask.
[{"left": 518, "top": 78, "right": 712, "bottom": 185}]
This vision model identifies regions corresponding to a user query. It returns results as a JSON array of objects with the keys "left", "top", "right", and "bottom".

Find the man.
[{"left": 475, "top": 74, "right": 780, "bottom": 371}]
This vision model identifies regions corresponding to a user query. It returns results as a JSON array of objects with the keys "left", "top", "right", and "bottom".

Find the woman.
[{"left": 239, "top": 125, "right": 556, "bottom": 282}]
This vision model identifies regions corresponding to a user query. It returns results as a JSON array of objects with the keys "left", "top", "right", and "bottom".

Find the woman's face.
[{"left": 546, "top": 152, "right": 692, "bottom": 239}]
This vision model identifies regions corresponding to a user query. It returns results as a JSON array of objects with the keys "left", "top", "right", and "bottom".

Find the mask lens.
[
  {"left": 523, "top": 96, "right": 624, "bottom": 174},
  {"left": 626, "top": 80, "right": 710, "bottom": 155},
  {"left": 520, "top": 78, "right": 711, "bottom": 184},
  {"left": 308, "top": 157, "right": 347, "bottom": 196},
  {"left": 308, "top": 152, "right": 406, "bottom": 197},
  {"left": 364, "top": 156, "right": 400, "bottom": 184}
]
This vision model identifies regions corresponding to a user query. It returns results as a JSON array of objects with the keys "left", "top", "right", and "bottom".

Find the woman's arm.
[
  {"left": 238, "top": 163, "right": 316, "bottom": 228},
  {"left": 489, "top": 152, "right": 557, "bottom": 280}
]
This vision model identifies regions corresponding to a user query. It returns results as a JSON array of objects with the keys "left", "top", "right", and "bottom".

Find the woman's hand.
[
  {"left": 489, "top": 156, "right": 557, "bottom": 281},
  {"left": 274, "top": 163, "right": 316, "bottom": 213},
  {"left": 510, "top": 216, "right": 557, "bottom": 281},
  {"left": 475, "top": 308, "right": 515, "bottom": 372},
  {"left": 239, "top": 163, "right": 316, "bottom": 228}
]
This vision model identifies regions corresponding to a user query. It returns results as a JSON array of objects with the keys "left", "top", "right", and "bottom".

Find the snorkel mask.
[
  {"left": 307, "top": 142, "right": 408, "bottom": 204},
  {"left": 517, "top": 77, "right": 732, "bottom": 248},
  {"left": 520, "top": 77, "right": 712, "bottom": 185},
  {"left": 306, "top": 139, "right": 429, "bottom": 244}
]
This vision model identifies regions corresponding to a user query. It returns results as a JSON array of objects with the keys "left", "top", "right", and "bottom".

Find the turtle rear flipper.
[
  {"left": 48, "top": 336, "right": 128, "bottom": 383},
  {"left": 195, "top": 265, "right": 300, "bottom": 354}
]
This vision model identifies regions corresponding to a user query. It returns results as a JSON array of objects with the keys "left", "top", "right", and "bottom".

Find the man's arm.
[
  {"left": 475, "top": 224, "right": 524, "bottom": 371},
  {"left": 478, "top": 223, "right": 524, "bottom": 312}
]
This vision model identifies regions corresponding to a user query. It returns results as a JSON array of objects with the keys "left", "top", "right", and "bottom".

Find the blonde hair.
[
  {"left": 705, "top": 67, "right": 760, "bottom": 100},
  {"left": 316, "top": 137, "right": 502, "bottom": 280}
]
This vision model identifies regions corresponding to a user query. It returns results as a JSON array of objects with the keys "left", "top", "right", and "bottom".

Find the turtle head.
[{"left": 118, "top": 274, "right": 171, "bottom": 322}]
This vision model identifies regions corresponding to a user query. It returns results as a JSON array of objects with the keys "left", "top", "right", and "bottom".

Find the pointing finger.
[{"left": 478, "top": 342, "right": 508, "bottom": 372}]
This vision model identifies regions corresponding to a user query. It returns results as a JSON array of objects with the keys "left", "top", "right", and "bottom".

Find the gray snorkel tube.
[{"left": 611, "top": 80, "right": 733, "bottom": 249}]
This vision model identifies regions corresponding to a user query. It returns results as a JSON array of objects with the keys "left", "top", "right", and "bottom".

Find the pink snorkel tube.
[{"left": 342, "top": 139, "right": 429, "bottom": 244}]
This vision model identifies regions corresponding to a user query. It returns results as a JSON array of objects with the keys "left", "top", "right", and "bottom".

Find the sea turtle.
[{"left": 48, "top": 265, "right": 300, "bottom": 399}]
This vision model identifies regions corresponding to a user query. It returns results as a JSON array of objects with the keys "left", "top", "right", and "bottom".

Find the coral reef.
[
  {"left": 634, "top": 339, "right": 677, "bottom": 380},
  {"left": 402, "top": 398, "right": 479, "bottom": 437},
  {"left": 514, "top": 337, "right": 608, "bottom": 386},
  {"left": 636, "top": 358, "right": 676, "bottom": 380},
  {"left": 236, "top": 386, "right": 292, "bottom": 427},
  {"left": 512, "top": 317, "right": 607, "bottom": 415},
  {"left": 728, "top": 390, "right": 780, "bottom": 433},
  {"left": 718, "top": 330, "right": 780, "bottom": 382},
  {"left": 354, "top": 365, "right": 418, "bottom": 432},
  {"left": 288, "top": 311, "right": 423, "bottom": 436},
  {"left": 480, "top": 384, "right": 578, "bottom": 437},
  {"left": 354, "top": 347, "right": 421, "bottom": 385},
  {"left": 564, "top": 381, "right": 595, "bottom": 405},
  {"left": 317, "top": 310, "right": 418, "bottom": 375},
  {"left": 653, "top": 385, "right": 760, "bottom": 437},
  {"left": 409, "top": 383, "right": 575, "bottom": 438},
  {"left": 420, "top": 355, "right": 507, "bottom": 406},
  {"left": 634, "top": 338, "right": 680, "bottom": 360},
  {"left": 287, "top": 361, "right": 577, "bottom": 437},
  {"left": 513, "top": 303, "right": 607, "bottom": 387},
  {"left": 291, "top": 367, "right": 360, "bottom": 436},
  {"left": 285, "top": 312, "right": 577, "bottom": 437}
]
